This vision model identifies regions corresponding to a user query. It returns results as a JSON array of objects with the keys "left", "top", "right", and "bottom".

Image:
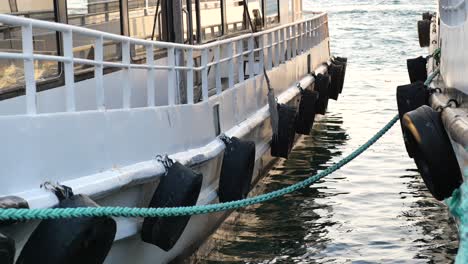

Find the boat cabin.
[{"left": 0, "top": 0, "right": 306, "bottom": 101}]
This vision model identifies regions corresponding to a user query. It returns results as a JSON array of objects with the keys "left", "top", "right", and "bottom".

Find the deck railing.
[{"left": 0, "top": 12, "right": 328, "bottom": 115}]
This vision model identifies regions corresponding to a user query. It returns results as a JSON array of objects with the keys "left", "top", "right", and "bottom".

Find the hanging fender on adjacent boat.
[
  {"left": 422, "top": 12, "right": 433, "bottom": 21},
  {"left": 407, "top": 56, "right": 428, "bottom": 83},
  {"left": 328, "top": 63, "right": 343, "bottom": 101},
  {"left": 271, "top": 104, "right": 298, "bottom": 159},
  {"left": 0, "top": 233, "right": 15, "bottom": 264},
  {"left": 418, "top": 19, "right": 431, "bottom": 48},
  {"left": 396, "top": 81, "right": 429, "bottom": 157},
  {"left": 402, "top": 105, "right": 463, "bottom": 200},
  {"left": 314, "top": 73, "right": 331, "bottom": 115},
  {"left": 295, "top": 87, "right": 319, "bottom": 135},
  {"left": 17, "top": 194, "right": 116, "bottom": 264},
  {"left": 141, "top": 160, "right": 202, "bottom": 251},
  {"left": 332, "top": 57, "right": 348, "bottom": 94},
  {"left": 218, "top": 136, "right": 256, "bottom": 202}
]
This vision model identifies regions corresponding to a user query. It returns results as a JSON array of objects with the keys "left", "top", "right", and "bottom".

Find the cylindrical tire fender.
[
  {"left": 17, "top": 195, "right": 116, "bottom": 264},
  {"left": 218, "top": 137, "right": 256, "bottom": 202},
  {"left": 271, "top": 104, "right": 297, "bottom": 159},
  {"left": 418, "top": 20, "right": 431, "bottom": 48},
  {"left": 396, "top": 81, "right": 429, "bottom": 157},
  {"left": 0, "top": 233, "right": 14, "bottom": 264},
  {"left": 407, "top": 56, "right": 428, "bottom": 83},
  {"left": 402, "top": 106, "right": 463, "bottom": 200},
  {"left": 295, "top": 89, "right": 319, "bottom": 135},
  {"left": 314, "top": 73, "right": 331, "bottom": 115},
  {"left": 328, "top": 63, "right": 343, "bottom": 101},
  {"left": 141, "top": 162, "right": 202, "bottom": 251}
]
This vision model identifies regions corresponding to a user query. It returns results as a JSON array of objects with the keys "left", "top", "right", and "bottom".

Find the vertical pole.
[
  {"left": 258, "top": 36, "right": 264, "bottom": 75},
  {"left": 122, "top": 40, "right": 131, "bottom": 109},
  {"left": 248, "top": 36, "right": 255, "bottom": 78},
  {"left": 267, "top": 32, "right": 273, "bottom": 70},
  {"left": 146, "top": 44, "right": 156, "bottom": 106},
  {"left": 215, "top": 45, "right": 222, "bottom": 94},
  {"left": 201, "top": 48, "right": 209, "bottom": 100},
  {"left": 291, "top": 24, "right": 297, "bottom": 57},
  {"left": 95, "top": 36, "right": 105, "bottom": 110},
  {"left": 227, "top": 42, "right": 234, "bottom": 88},
  {"left": 168, "top": 47, "right": 176, "bottom": 105},
  {"left": 280, "top": 28, "right": 285, "bottom": 63},
  {"left": 186, "top": 48, "right": 194, "bottom": 104},
  {"left": 286, "top": 26, "right": 291, "bottom": 61},
  {"left": 237, "top": 39, "right": 244, "bottom": 82},
  {"left": 63, "top": 30, "right": 75, "bottom": 112},
  {"left": 22, "top": 24, "right": 37, "bottom": 115},
  {"left": 274, "top": 30, "right": 280, "bottom": 67}
]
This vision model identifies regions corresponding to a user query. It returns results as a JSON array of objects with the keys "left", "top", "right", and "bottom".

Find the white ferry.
[{"left": 0, "top": 0, "right": 345, "bottom": 263}]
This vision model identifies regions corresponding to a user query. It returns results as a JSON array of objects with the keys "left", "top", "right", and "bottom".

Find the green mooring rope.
[{"left": 0, "top": 114, "right": 399, "bottom": 221}]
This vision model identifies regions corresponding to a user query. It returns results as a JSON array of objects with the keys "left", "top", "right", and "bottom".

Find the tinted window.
[
  {"left": 67, "top": 0, "right": 122, "bottom": 73},
  {"left": 0, "top": 0, "right": 59, "bottom": 91}
]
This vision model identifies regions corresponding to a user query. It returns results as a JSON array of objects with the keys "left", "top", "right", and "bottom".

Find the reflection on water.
[{"left": 195, "top": 0, "right": 459, "bottom": 263}]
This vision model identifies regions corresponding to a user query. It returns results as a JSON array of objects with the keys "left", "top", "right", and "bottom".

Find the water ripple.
[{"left": 194, "top": 0, "right": 458, "bottom": 263}]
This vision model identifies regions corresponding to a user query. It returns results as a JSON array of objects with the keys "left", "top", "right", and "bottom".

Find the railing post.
[
  {"left": 227, "top": 42, "right": 234, "bottom": 88},
  {"left": 22, "top": 23, "right": 37, "bottom": 115},
  {"left": 146, "top": 44, "right": 156, "bottom": 107},
  {"left": 122, "top": 40, "right": 131, "bottom": 109},
  {"left": 291, "top": 24, "right": 297, "bottom": 57},
  {"left": 63, "top": 30, "right": 75, "bottom": 112},
  {"left": 248, "top": 36, "right": 255, "bottom": 79},
  {"left": 167, "top": 47, "right": 176, "bottom": 105},
  {"left": 304, "top": 21, "right": 308, "bottom": 51},
  {"left": 237, "top": 39, "right": 244, "bottom": 83},
  {"left": 201, "top": 48, "right": 208, "bottom": 100},
  {"left": 297, "top": 23, "right": 302, "bottom": 54},
  {"left": 95, "top": 36, "right": 105, "bottom": 110},
  {"left": 258, "top": 36, "right": 264, "bottom": 75},
  {"left": 274, "top": 30, "right": 280, "bottom": 67},
  {"left": 286, "top": 26, "right": 291, "bottom": 61},
  {"left": 214, "top": 45, "right": 222, "bottom": 94},
  {"left": 186, "top": 48, "right": 194, "bottom": 104},
  {"left": 267, "top": 32, "right": 273, "bottom": 70},
  {"left": 280, "top": 28, "right": 285, "bottom": 63}
]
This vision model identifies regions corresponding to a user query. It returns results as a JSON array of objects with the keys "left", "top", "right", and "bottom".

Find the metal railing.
[{"left": 0, "top": 12, "right": 328, "bottom": 115}]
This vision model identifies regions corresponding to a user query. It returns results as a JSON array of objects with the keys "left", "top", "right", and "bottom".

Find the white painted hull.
[{"left": 0, "top": 29, "right": 331, "bottom": 263}]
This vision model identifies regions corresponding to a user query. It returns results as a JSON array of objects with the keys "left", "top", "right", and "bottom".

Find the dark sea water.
[{"left": 196, "top": 1, "right": 459, "bottom": 263}]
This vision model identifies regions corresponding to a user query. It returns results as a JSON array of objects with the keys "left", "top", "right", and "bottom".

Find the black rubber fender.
[
  {"left": 218, "top": 137, "right": 256, "bottom": 202},
  {"left": 407, "top": 56, "right": 428, "bottom": 83},
  {"left": 402, "top": 105, "right": 463, "bottom": 200},
  {"left": 141, "top": 162, "right": 202, "bottom": 251},
  {"left": 17, "top": 195, "right": 116, "bottom": 264},
  {"left": 422, "top": 12, "right": 433, "bottom": 21},
  {"left": 271, "top": 104, "right": 297, "bottom": 159},
  {"left": 333, "top": 57, "right": 347, "bottom": 93},
  {"left": 0, "top": 233, "right": 15, "bottom": 264},
  {"left": 295, "top": 89, "right": 319, "bottom": 135},
  {"left": 418, "top": 20, "right": 431, "bottom": 48},
  {"left": 0, "top": 196, "right": 29, "bottom": 226},
  {"left": 328, "top": 63, "right": 343, "bottom": 101},
  {"left": 314, "top": 73, "right": 331, "bottom": 115},
  {"left": 396, "top": 81, "right": 429, "bottom": 157}
]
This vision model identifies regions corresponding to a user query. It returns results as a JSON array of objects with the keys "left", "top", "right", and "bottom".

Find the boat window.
[
  {"left": 199, "top": 0, "right": 222, "bottom": 41},
  {"left": 128, "top": 0, "right": 161, "bottom": 58},
  {"left": 225, "top": 0, "right": 247, "bottom": 34},
  {"left": 67, "top": 0, "right": 122, "bottom": 73},
  {"left": 0, "top": 0, "right": 59, "bottom": 92},
  {"left": 264, "top": 0, "right": 279, "bottom": 27}
]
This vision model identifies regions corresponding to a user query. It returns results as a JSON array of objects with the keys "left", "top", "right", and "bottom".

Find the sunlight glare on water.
[{"left": 196, "top": 0, "right": 459, "bottom": 263}]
